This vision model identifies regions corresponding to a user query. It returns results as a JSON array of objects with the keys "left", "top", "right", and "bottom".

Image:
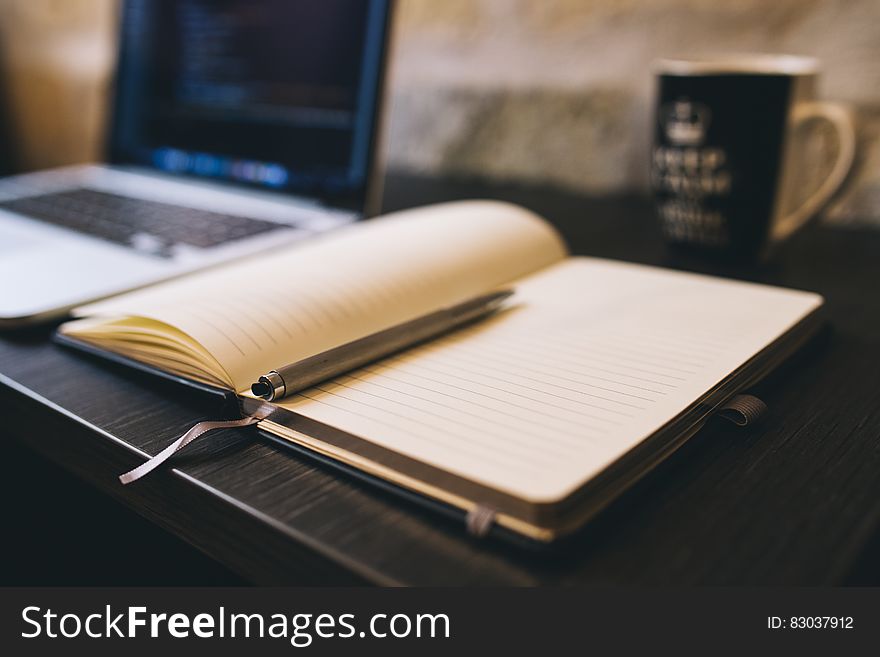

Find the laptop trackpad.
[
  {"left": 0, "top": 235, "right": 169, "bottom": 323},
  {"left": 0, "top": 224, "right": 44, "bottom": 255}
]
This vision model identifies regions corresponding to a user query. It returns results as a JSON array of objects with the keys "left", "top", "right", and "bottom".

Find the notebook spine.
[{"left": 53, "top": 332, "right": 241, "bottom": 418}]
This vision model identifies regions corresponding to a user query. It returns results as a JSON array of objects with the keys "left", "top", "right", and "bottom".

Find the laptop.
[{"left": 0, "top": 0, "right": 393, "bottom": 326}]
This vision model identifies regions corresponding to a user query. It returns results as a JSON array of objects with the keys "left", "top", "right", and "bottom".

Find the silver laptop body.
[{"left": 0, "top": 0, "right": 392, "bottom": 325}]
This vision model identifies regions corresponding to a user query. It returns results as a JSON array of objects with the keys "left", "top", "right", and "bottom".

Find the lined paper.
[
  {"left": 276, "top": 259, "right": 822, "bottom": 502},
  {"left": 69, "top": 201, "right": 567, "bottom": 389}
]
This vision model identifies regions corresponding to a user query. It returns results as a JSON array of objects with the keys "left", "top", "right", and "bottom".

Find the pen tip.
[{"left": 251, "top": 381, "right": 271, "bottom": 398}]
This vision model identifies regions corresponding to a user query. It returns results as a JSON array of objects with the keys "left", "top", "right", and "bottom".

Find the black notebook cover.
[
  {"left": 54, "top": 331, "right": 241, "bottom": 417},
  {"left": 54, "top": 330, "right": 543, "bottom": 549}
]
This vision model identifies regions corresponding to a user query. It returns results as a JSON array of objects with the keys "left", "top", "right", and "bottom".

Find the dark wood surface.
[{"left": 2, "top": 173, "right": 880, "bottom": 585}]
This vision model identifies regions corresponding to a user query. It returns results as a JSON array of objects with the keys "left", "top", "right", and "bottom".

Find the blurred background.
[
  {"left": 1, "top": 0, "right": 878, "bottom": 586},
  {"left": 0, "top": 0, "right": 877, "bottom": 222}
]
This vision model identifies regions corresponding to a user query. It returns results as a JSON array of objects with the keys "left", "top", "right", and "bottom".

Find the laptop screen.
[{"left": 108, "top": 0, "right": 391, "bottom": 210}]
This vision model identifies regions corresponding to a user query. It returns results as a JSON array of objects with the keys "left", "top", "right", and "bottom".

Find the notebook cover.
[
  {"left": 256, "top": 427, "right": 551, "bottom": 551},
  {"left": 54, "top": 329, "right": 546, "bottom": 548},
  {"left": 53, "top": 313, "right": 826, "bottom": 551},
  {"left": 53, "top": 331, "right": 241, "bottom": 417},
  {"left": 250, "top": 310, "right": 825, "bottom": 548}
]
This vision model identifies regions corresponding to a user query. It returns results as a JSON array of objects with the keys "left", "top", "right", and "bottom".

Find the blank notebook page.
[
  {"left": 72, "top": 201, "right": 566, "bottom": 391},
  {"left": 275, "top": 258, "right": 822, "bottom": 503}
]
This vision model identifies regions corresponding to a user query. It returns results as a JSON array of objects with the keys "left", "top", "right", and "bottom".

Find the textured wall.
[
  {"left": 0, "top": 0, "right": 117, "bottom": 170},
  {"left": 0, "top": 0, "right": 878, "bottom": 222},
  {"left": 387, "top": 0, "right": 880, "bottom": 222}
]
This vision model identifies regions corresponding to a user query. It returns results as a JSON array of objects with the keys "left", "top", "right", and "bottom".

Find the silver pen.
[{"left": 250, "top": 289, "right": 514, "bottom": 401}]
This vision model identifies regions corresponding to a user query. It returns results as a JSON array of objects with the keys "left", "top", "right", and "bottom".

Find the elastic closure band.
[{"left": 718, "top": 394, "right": 768, "bottom": 427}]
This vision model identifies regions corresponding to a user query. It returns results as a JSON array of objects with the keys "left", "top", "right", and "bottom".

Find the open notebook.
[{"left": 58, "top": 201, "right": 824, "bottom": 543}]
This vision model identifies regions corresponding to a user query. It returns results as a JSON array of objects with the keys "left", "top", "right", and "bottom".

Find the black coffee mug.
[{"left": 651, "top": 55, "right": 854, "bottom": 260}]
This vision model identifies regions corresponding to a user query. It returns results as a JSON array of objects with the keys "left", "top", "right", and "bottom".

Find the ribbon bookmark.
[
  {"left": 466, "top": 504, "right": 497, "bottom": 538},
  {"left": 119, "top": 408, "right": 273, "bottom": 485}
]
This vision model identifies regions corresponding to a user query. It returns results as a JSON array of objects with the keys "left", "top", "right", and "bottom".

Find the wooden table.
[{"left": 2, "top": 174, "right": 879, "bottom": 585}]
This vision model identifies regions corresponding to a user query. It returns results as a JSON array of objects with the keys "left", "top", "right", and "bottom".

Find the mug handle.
[{"left": 773, "top": 101, "right": 856, "bottom": 241}]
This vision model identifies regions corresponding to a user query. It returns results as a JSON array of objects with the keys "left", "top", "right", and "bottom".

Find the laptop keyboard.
[{"left": 0, "top": 188, "right": 289, "bottom": 255}]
